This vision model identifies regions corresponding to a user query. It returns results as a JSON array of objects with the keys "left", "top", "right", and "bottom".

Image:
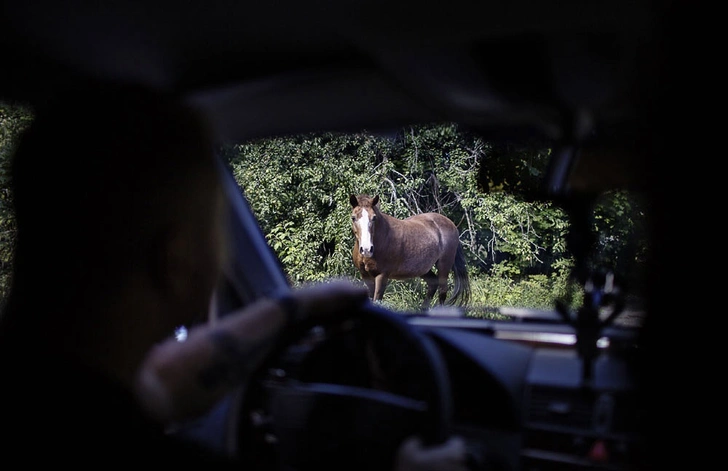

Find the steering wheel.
[{"left": 226, "top": 301, "right": 453, "bottom": 471}]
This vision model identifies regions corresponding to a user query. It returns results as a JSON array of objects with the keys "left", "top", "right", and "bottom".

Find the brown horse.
[{"left": 350, "top": 194, "right": 470, "bottom": 310}]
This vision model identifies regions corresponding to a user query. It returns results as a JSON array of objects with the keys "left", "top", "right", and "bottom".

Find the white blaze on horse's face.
[{"left": 356, "top": 208, "right": 375, "bottom": 258}]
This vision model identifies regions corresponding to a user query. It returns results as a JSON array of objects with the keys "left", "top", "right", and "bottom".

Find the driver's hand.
[
  {"left": 290, "top": 278, "right": 370, "bottom": 322},
  {"left": 394, "top": 436, "right": 469, "bottom": 471}
]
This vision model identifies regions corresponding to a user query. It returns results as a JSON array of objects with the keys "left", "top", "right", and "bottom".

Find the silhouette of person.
[{"left": 0, "top": 82, "right": 466, "bottom": 470}]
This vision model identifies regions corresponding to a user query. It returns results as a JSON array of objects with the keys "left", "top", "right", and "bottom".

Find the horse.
[{"left": 349, "top": 194, "right": 470, "bottom": 310}]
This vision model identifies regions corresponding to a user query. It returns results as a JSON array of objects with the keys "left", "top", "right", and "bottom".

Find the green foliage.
[
  {"left": 224, "top": 132, "right": 394, "bottom": 283},
  {"left": 224, "top": 122, "right": 640, "bottom": 313},
  {"left": 462, "top": 191, "right": 570, "bottom": 275},
  {"left": 371, "top": 279, "right": 429, "bottom": 313},
  {"left": 0, "top": 113, "right": 646, "bottom": 315},
  {"left": 468, "top": 267, "right": 581, "bottom": 312},
  {"left": 591, "top": 190, "right": 650, "bottom": 293},
  {"left": 0, "top": 102, "right": 33, "bottom": 307}
]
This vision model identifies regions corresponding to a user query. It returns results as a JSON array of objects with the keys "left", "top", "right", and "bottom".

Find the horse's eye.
[
  {"left": 371, "top": 216, "right": 377, "bottom": 221},
  {"left": 351, "top": 216, "right": 356, "bottom": 222}
]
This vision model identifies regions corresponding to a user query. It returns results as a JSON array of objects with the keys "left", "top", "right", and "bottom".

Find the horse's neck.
[{"left": 377, "top": 211, "right": 401, "bottom": 233}]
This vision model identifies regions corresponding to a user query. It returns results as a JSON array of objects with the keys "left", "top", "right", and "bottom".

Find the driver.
[{"left": 0, "top": 82, "right": 467, "bottom": 470}]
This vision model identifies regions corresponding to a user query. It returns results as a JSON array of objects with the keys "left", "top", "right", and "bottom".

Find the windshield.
[
  {"left": 0, "top": 106, "right": 648, "bottom": 329},
  {"left": 221, "top": 122, "right": 649, "bottom": 326}
]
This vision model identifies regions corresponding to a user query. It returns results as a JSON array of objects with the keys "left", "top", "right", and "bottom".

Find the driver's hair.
[{"left": 2, "top": 82, "right": 223, "bottom": 332}]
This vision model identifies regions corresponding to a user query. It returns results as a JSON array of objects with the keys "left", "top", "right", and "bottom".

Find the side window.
[{"left": 0, "top": 101, "right": 33, "bottom": 309}]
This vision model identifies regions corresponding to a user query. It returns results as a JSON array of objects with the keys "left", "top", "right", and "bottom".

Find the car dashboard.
[
  {"left": 416, "top": 318, "right": 644, "bottom": 471},
  {"left": 176, "top": 302, "right": 644, "bottom": 471}
]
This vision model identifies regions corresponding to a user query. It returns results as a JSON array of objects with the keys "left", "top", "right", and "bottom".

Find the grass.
[{"left": 352, "top": 272, "right": 583, "bottom": 320}]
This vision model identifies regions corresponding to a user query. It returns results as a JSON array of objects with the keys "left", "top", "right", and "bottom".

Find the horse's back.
[
  {"left": 389, "top": 212, "right": 459, "bottom": 263},
  {"left": 404, "top": 212, "right": 456, "bottom": 227},
  {"left": 404, "top": 212, "right": 459, "bottom": 242}
]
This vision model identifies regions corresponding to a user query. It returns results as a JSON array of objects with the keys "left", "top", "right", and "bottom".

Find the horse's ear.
[
  {"left": 372, "top": 195, "right": 379, "bottom": 207},
  {"left": 350, "top": 194, "right": 359, "bottom": 208}
]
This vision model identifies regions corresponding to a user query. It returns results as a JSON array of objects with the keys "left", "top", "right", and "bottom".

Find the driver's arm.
[{"left": 134, "top": 280, "right": 369, "bottom": 425}]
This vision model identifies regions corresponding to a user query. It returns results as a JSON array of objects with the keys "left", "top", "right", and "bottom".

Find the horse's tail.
[{"left": 446, "top": 244, "right": 471, "bottom": 307}]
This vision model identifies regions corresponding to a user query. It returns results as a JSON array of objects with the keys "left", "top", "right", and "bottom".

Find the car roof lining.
[{"left": 1, "top": 1, "right": 668, "bottom": 145}]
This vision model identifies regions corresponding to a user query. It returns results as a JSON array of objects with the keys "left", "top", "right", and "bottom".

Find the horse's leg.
[
  {"left": 436, "top": 264, "right": 450, "bottom": 305},
  {"left": 362, "top": 274, "right": 376, "bottom": 300},
  {"left": 373, "top": 274, "right": 389, "bottom": 302},
  {"left": 421, "top": 270, "right": 438, "bottom": 310}
]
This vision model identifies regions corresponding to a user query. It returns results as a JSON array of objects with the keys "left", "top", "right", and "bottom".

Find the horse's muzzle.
[{"left": 359, "top": 246, "right": 374, "bottom": 257}]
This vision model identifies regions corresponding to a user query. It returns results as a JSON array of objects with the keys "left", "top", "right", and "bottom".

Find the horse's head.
[{"left": 350, "top": 194, "right": 379, "bottom": 258}]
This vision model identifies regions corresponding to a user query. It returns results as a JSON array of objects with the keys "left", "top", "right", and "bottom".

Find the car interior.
[{"left": 1, "top": 1, "right": 689, "bottom": 470}]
